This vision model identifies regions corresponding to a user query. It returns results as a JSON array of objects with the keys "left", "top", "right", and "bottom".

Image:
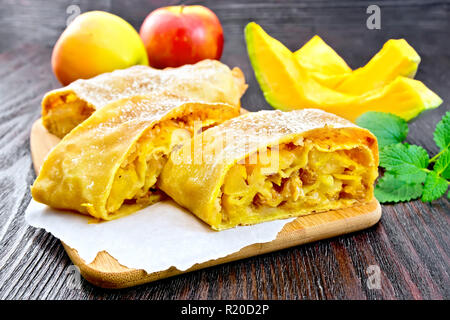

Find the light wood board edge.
[{"left": 63, "top": 199, "right": 380, "bottom": 289}]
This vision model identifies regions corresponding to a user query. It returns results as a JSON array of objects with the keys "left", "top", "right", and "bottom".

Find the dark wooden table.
[{"left": 0, "top": 0, "right": 448, "bottom": 300}]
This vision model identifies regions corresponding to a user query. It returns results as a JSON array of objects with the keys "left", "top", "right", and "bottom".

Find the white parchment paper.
[{"left": 25, "top": 199, "right": 294, "bottom": 273}]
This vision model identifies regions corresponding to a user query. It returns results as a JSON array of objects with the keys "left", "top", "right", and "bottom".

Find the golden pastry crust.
[
  {"left": 31, "top": 94, "right": 239, "bottom": 220},
  {"left": 42, "top": 60, "right": 247, "bottom": 137},
  {"left": 159, "top": 109, "right": 379, "bottom": 230}
]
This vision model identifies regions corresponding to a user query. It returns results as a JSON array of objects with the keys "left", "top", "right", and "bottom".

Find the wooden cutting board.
[{"left": 30, "top": 118, "right": 382, "bottom": 289}]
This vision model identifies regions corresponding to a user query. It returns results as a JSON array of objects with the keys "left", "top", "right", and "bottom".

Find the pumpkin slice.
[
  {"left": 328, "top": 76, "right": 443, "bottom": 121},
  {"left": 245, "top": 22, "right": 442, "bottom": 121},
  {"left": 245, "top": 22, "right": 309, "bottom": 109},
  {"left": 293, "top": 35, "right": 352, "bottom": 87},
  {"left": 335, "top": 39, "right": 421, "bottom": 94}
]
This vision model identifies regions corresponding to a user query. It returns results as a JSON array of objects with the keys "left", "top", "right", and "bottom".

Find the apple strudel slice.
[
  {"left": 159, "top": 109, "right": 379, "bottom": 230},
  {"left": 31, "top": 94, "right": 239, "bottom": 220},
  {"left": 41, "top": 59, "right": 247, "bottom": 138}
]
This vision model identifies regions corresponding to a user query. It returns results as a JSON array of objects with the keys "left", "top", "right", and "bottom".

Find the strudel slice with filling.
[
  {"left": 32, "top": 94, "right": 239, "bottom": 220},
  {"left": 159, "top": 109, "right": 379, "bottom": 230},
  {"left": 41, "top": 60, "right": 247, "bottom": 138}
]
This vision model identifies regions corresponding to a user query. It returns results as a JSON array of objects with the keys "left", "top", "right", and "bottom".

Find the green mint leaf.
[
  {"left": 421, "top": 171, "right": 449, "bottom": 202},
  {"left": 356, "top": 112, "right": 408, "bottom": 149},
  {"left": 434, "top": 111, "right": 450, "bottom": 151},
  {"left": 379, "top": 143, "right": 429, "bottom": 183},
  {"left": 434, "top": 149, "right": 450, "bottom": 179},
  {"left": 374, "top": 174, "right": 423, "bottom": 203}
]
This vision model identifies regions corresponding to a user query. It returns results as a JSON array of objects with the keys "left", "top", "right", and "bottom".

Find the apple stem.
[{"left": 180, "top": 5, "right": 184, "bottom": 14}]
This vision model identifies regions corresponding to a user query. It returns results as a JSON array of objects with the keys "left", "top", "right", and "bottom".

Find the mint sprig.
[
  {"left": 374, "top": 174, "right": 423, "bottom": 203},
  {"left": 433, "top": 110, "right": 450, "bottom": 151},
  {"left": 434, "top": 149, "right": 450, "bottom": 180},
  {"left": 356, "top": 112, "right": 408, "bottom": 149},
  {"left": 356, "top": 111, "right": 450, "bottom": 203},
  {"left": 421, "top": 171, "right": 448, "bottom": 202},
  {"left": 379, "top": 143, "right": 429, "bottom": 183}
]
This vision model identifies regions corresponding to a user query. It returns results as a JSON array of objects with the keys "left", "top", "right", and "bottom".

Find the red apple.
[{"left": 139, "top": 5, "right": 224, "bottom": 69}]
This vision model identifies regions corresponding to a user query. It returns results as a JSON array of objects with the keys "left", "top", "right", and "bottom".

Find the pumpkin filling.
[
  {"left": 42, "top": 93, "right": 95, "bottom": 138},
  {"left": 219, "top": 140, "right": 375, "bottom": 228},
  {"left": 105, "top": 112, "right": 221, "bottom": 217}
]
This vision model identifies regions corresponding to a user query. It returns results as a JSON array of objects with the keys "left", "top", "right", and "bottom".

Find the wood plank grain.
[{"left": 0, "top": 0, "right": 448, "bottom": 300}]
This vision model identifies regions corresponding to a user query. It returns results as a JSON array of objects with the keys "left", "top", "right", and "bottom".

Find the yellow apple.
[{"left": 52, "top": 11, "right": 148, "bottom": 85}]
